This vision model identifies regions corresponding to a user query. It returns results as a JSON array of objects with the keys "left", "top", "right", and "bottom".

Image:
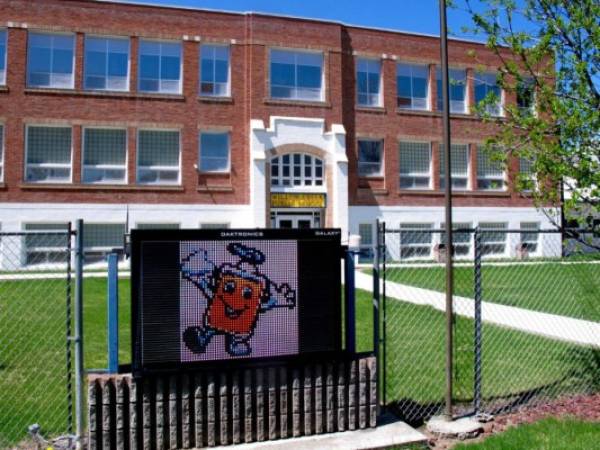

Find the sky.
[{"left": 108, "top": 0, "right": 492, "bottom": 42}]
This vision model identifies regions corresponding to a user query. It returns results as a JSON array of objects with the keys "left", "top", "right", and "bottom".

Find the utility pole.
[{"left": 439, "top": 0, "right": 454, "bottom": 420}]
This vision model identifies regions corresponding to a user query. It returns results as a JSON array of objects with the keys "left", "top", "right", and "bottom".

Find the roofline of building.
[{"left": 90, "top": 0, "right": 489, "bottom": 46}]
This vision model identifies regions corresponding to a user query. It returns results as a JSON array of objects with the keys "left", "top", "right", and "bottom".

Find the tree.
[{"left": 455, "top": 0, "right": 599, "bottom": 236}]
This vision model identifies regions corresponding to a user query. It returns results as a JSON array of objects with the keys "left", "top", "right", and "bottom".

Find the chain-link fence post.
[
  {"left": 381, "top": 220, "right": 387, "bottom": 410},
  {"left": 74, "top": 220, "right": 84, "bottom": 448},
  {"left": 473, "top": 227, "right": 482, "bottom": 415},
  {"left": 373, "top": 219, "right": 381, "bottom": 414},
  {"left": 65, "top": 222, "right": 74, "bottom": 443}
]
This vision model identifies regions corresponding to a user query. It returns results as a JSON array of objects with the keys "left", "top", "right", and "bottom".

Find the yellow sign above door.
[{"left": 270, "top": 193, "right": 326, "bottom": 208}]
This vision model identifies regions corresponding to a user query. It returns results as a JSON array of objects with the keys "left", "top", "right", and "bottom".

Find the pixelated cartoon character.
[{"left": 181, "top": 242, "right": 296, "bottom": 357}]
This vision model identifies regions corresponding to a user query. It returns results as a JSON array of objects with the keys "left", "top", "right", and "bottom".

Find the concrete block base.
[{"left": 426, "top": 415, "right": 484, "bottom": 439}]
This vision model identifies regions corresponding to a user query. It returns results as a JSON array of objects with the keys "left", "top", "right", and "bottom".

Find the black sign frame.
[{"left": 131, "top": 228, "right": 344, "bottom": 376}]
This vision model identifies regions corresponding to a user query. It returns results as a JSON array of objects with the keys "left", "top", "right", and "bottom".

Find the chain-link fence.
[
  {"left": 376, "top": 225, "right": 600, "bottom": 425},
  {"left": 0, "top": 228, "right": 75, "bottom": 448}
]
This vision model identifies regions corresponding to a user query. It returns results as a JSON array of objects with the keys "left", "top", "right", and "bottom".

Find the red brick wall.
[{"left": 0, "top": 0, "right": 534, "bottom": 208}]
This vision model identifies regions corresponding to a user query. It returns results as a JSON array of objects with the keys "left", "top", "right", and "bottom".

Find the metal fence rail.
[
  {"left": 0, "top": 228, "right": 76, "bottom": 448},
  {"left": 377, "top": 224, "right": 600, "bottom": 424}
]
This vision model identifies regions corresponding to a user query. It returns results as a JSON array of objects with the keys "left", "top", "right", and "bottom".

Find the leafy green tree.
[{"left": 456, "top": 0, "right": 599, "bottom": 232}]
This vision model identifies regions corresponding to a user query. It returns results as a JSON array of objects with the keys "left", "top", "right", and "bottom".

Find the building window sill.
[
  {"left": 19, "top": 183, "right": 184, "bottom": 191},
  {"left": 198, "top": 95, "right": 234, "bottom": 104},
  {"left": 0, "top": 86, "right": 8, "bottom": 94},
  {"left": 355, "top": 105, "right": 386, "bottom": 114},
  {"left": 264, "top": 98, "right": 331, "bottom": 108},
  {"left": 24, "top": 88, "right": 186, "bottom": 102}
]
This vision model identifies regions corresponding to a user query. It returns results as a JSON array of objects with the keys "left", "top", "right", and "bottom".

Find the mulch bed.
[{"left": 426, "top": 393, "right": 600, "bottom": 449}]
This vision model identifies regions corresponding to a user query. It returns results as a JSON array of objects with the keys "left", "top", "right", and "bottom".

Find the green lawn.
[
  {"left": 382, "top": 261, "right": 600, "bottom": 322},
  {"left": 354, "top": 289, "right": 598, "bottom": 423},
  {"left": 1, "top": 277, "right": 598, "bottom": 447},
  {"left": 454, "top": 418, "right": 600, "bottom": 449}
]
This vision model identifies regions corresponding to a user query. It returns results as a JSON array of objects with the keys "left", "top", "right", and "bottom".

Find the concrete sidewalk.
[
  {"left": 213, "top": 414, "right": 427, "bottom": 450},
  {"left": 356, "top": 271, "right": 600, "bottom": 348}
]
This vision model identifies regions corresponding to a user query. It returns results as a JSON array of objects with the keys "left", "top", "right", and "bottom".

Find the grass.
[
  {"left": 454, "top": 418, "right": 600, "bottom": 449},
  {"left": 381, "top": 261, "right": 600, "bottom": 322},
  {"left": 1, "top": 277, "right": 598, "bottom": 446}
]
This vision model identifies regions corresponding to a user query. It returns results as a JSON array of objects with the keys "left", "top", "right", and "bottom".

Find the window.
[
  {"left": 479, "top": 222, "right": 507, "bottom": 256},
  {"left": 477, "top": 145, "right": 505, "bottom": 190},
  {"left": 0, "top": 29, "right": 6, "bottom": 85},
  {"left": 83, "top": 223, "right": 126, "bottom": 264},
  {"left": 25, "top": 126, "right": 72, "bottom": 183},
  {"left": 441, "top": 222, "right": 471, "bottom": 256},
  {"left": 399, "top": 141, "right": 431, "bottom": 189},
  {"left": 517, "top": 77, "right": 535, "bottom": 115},
  {"left": 24, "top": 223, "right": 69, "bottom": 266},
  {"left": 474, "top": 72, "right": 502, "bottom": 116},
  {"left": 200, "top": 223, "right": 230, "bottom": 229},
  {"left": 82, "top": 128, "right": 127, "bottom": 184},
  {"left": 397, "top": 63, "right": 428, "bottom": 110},
  {"left": 84, "top": 36, "right": 129, "bottom": 91},
  {"left": 436, "top": 67, "right": 467, "bottom": 113},
  {"left": 439, "top": 143, "right": 469, "bottom": 189},
  {"left": 356, "top": 58, "right": 382, "bottom": 106},
  {"left": 138, "top": 40, "right": 181, "bottom": 94},
  {"left": 136, "top": 223, "right": 180, "bottom": 229},
  {"left": 358, "top": 223, "right": 374, "bottom": 263},
  {"left": 137, "top": 130, "right": 180, "bottom": 184},
  {"left": 519, "top": 157, "right": 536, "bottom": 191},
  {"left": 400, "top": 223, "right": 433, "bottom": 259},
  {"left": 357, "top": 139, "right": 383, "bottom": 177},
  {"left": 27, "top": 32, "right": 75, "bottom": 88},
  {"left": 199, "top": 131, "right": 230, "bottom": 172},
  {"left": 200, "top": 44, "right": 230, "bottom": 97},
  {"left": 520, "top": 222, "right": 540, "bottom": 253},
  {"left": 0, "top": 124, "right": 4, "bottom": 181},
  {"left": 270, "top": 49, "right": 323, "bottom": 101},
  {"left": 271, "top": 153, "right": 324, "bottom": 188}
]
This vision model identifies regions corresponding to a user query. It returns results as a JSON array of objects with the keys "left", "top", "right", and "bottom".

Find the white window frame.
[
  {"left": 23, "top": 222, "right": 70, "bottom": 267},
  {"left": 437, "top": 67, "right": 468, "bottom": 114},
  {"left": 136, "top": 129, "right": 181, "bottom": 185},
  {"left": 270, "top": 153, "right": 325, "bottom": 192},
  {"left": 439, "top": 143, "right": 470, "bottom": 190},
  {"left": 83, "top": 35, "right": 130, "bottom": 92},
  {"left": 83, "top": 223, "right": 126, "bottom": 265},
  {"left": 476, "top": 145, "right": 506, "bottom": 191},
  {"left": 0, "top": 28, "right": 7, "bottom": 86},
  {"left": 479, "top": 222, "right": 508, "bottom": 257},
  {"left": 81, "top": 127, "right": 128, "bottom": 185},
  {"left": 269, "top": 47, "right": 325, "bottom": 102},
  {"left": 440, "top": 222, "right": 472, "bottom": 257},
  {"left": 519, "top": 157, "right": 537, "bottom": 192},
  {"left": 399, "top": 141, "right": 432, "bottom": 190},
  {"left": 357, "top": 138, "right": 384, "bottom": 177},
  {"left": 27, "top": 31, "right": 75, "bottom": 89},
  {"left": 138, "top": 39, "right": 183, "bottom": 94},
  {"left": 356, "top": 57, "right": 382, "bottom": 107},
  {"left": 517, "top": 77, "right": 536, "bottom": 116},
  {"left": 198, "top": 130, "right": 231, "bottom": 173},
  {"left": 199, "top": 44, "right": 230, "bottom": 97},
  {"left": 400, "top": 223, "right": 434, "bottom": 260},
  {"left": 520, "top": 222, "right": 540, "bottom": 254},
  {"left": 24, "top": 124, "right": 73, "bottom": 184},
  {"left": 474, "top": 71, "right": 503, "bottom": 117},
  {"left": 397, "top": 62, "right": 430, "bottom": 111}
]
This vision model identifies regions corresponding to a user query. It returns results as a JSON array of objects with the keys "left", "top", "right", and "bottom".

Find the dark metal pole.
[
  {"left": 473, "top": 228, "right": 482, "bottom": 414},
  {"left": 344, "top": 247, "right": 356, "bottom": 355},
  {"left": 107, "top": 253, "right": 120, "bottom": 374},
  {"left": 373, "top": 219, "right": 381, "bottom": 414},
  {"left": 439, "top": 0, "right": 454, "bottom": 420},
  {"left": 74, "top": 219, "right": 84, "bottom": 447}
]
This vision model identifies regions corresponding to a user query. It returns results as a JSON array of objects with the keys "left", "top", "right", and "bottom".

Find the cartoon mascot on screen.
[{"left": 180, "top": 242, "right": 296, "bottom": 357}]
